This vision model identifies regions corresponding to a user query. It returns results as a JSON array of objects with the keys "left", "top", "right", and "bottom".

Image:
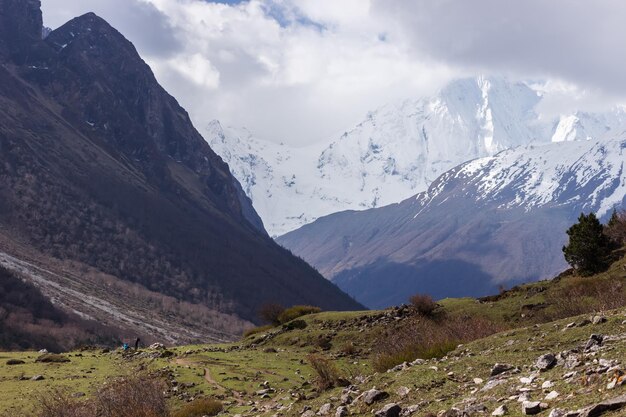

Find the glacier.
[{"left": 206, "top": 76, "right": 626, "bottom": 236}]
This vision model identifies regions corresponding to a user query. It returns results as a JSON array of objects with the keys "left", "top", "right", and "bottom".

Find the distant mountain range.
[
  {"left": 278, "top": 138, "right": 626, "bottom": 308},
  {"left": 0, "top": 0, "right": 360, "bottom": 346},
  {"left": 207, "top": 76, "right": 626, "bottom": 236}
]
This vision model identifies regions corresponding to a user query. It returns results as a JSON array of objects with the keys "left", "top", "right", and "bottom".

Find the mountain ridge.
[
  {"left": 0, "top": 0, "right": 361, "bottom": 342},
  {"left": 208, "top": 76, "right": 626, "bottom": 236}
]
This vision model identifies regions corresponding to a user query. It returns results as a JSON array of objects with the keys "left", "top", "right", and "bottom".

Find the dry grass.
[
  {"left": 372, "top": 314, "right": 504, "bottom": 372},
  {"left": 172, "top": 398, "right": 222, "bottom": 417},
  {"left": 307, "top": 354, "right": 342, "bottom": 391},
  {"left": 242, "top": 325, "right": 273, "bottom": 338},
  {"left": 27, "top": 375, "right": 168, "bottom": 417}
]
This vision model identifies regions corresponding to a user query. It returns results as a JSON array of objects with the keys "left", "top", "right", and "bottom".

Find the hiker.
[
  {"left": 122, "top": 343, "right": 129, "bottom": 351},
  {"left": 134, "top": 337, "right": 140, "bottom": 350}
]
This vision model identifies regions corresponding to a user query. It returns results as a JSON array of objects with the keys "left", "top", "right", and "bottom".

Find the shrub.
[
  {"left": 541, "top": 276, "right": 626, "bottom": 320},
  {"left": 32, "top": 375, "right": 167, "bottom": 417},
  {"left": 563, "top": 212, "right": 612, "bottom": 275},
  {"left": 371, "top": 314, "right": 503, "bottom": 372},
  {"left": 258, "top": 303, "right": 285, "bottom": 326},
  {"left": 277, "top": 305, "right": 321, "bottom": 324},
  {"left": 173, "top": 398, "right": 223, "bottom": 417},
  {"left": 307, "top": 354, "right": 341, "bottom": 391},
  {"left": 408, "top": 293, "right": 438, "bottom": 317},
  {"left": 605, "top": 209, "right": 626, "bottom": 246},
  {"left": 282, "top": 319, "right": 307, "bottom": 330},
  {"left": 339, "top": 342, "right": 357, "bottom": 356},
  {"left": 242, "top": 325, "right": 273, "bottom": 338}
]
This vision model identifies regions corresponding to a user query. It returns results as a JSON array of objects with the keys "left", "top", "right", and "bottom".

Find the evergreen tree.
[{"left": 562, "top": 212, "right": 611, "bottom": 276}]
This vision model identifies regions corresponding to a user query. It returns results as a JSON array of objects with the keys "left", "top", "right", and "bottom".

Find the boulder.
[
  {"left": 491, "top": 363, "right": 514, "bottom": 377},
  {"left": 522, "top": 401, "right": 543, "bottom": 415},
  {"left": 536, "top": 354, "right": 557, "bottom": 371},
  {"left": 492, "top": 405, "right": 508, "bottom": 416},
  {"left": 335, "top": 406, "right": 349, "bottom": 417},
  {"left": 363, "top": 389, "right": 389, "bottom": 405},
  {"left": 375, "top": 403, "right": 401, "bottom": 417}
]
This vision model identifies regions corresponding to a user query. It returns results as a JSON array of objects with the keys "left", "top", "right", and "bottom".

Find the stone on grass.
[
  {"left": 31, "top": 375, "right": 45, "bottom": 381},
  {"left": 491, "top": 363, "right": 514, "bottom": 377},
  {"left": 492, "top": 405, "right": 508, "bottom": 416},
  {"left": 522, "top": 401, "right": 543, "bottom": 415},
  {"left": 319, "top": 403, "right": 332, "bottom": 415},
  {"left": 535, "top": 354, "right": 557, "bottom": 371},
  {"left": 335, "top": 406, "right": 348, "bottom": 417},
  {"left": 363, "top": 389, "right": 389, "bottom": 405},
  {"left": 375, "top": 403, "right": 402, "bottom": 417},
  {"left": 545, "top": 391, "right": 559, "bottom": 401}
]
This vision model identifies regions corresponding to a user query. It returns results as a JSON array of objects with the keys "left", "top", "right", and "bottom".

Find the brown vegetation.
[
  {"left": 30, "top": 375, "right": 168, "bottom": 417},
  {"left": 372, "top": 314, "right": 503, "bottom": 372},
  {"left": 408, "top": 293, "right": 438, "bottom": 317},
  {"left": 172, "top": 398, "right": 223, "bottom": 417},
  {"left": 307, "top": 354, "right": 343, "bottom": 391},
  {"left": 277, "top": 305, "right": 321, "bottom": 324}
]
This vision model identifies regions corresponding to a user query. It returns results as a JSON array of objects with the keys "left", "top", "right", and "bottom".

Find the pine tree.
[{"left": 562, "top": 212, "right": 611, "bottom": 276}]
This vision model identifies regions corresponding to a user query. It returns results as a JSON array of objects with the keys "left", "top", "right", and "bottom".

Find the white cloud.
[{"left": 40, "top": 0, "right": 626, "bottom": 145}]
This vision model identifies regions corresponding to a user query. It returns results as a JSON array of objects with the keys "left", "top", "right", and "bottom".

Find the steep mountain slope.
[
  {"left": 0, "top": 0, "right": 361, "bottom": 335},
  {"left": 207, "top": 77, "right": 626, "bottom": 236},
  {"left": 278, "top": 138, "right": 626, "bottom": 308}
]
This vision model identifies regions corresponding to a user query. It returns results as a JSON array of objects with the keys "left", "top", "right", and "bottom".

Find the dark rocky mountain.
[
  {"left": 0, "top": 0, "right": 361, "bottom": 337},
  {"left": 278, "top": 139, "right": 626, "bottom": 309}
]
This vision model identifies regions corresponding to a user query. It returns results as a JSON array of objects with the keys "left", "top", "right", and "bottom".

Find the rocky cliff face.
[
  {"left": 0, "top": 4, "right": 361, "bottom": 326},
  {"left": 0, "top": 0, "right": 44, "bottom": 62}
]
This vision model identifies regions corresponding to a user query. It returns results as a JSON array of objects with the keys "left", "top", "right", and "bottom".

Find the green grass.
[{"left": 2, "top": 254, "right": 626, "bottom": 416}]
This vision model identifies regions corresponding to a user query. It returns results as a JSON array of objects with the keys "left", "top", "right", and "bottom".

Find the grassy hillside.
[{"left": 1, "top": 254, "right": 625, "bottom": 417}]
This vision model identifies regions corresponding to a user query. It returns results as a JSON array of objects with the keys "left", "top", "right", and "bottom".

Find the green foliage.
[
  {"left": 173, "top": 398, "right": 223, "bottom": 417},
  {"left": 242, "top": 325, "right": 274, "bottom": 338},
  {"left": 605, "top": 209, "right": 626, "bottom": 246},
  {"left": 277, "top": 305, "right": 321, "bottom": 324},
  {"left": 563, "top": 212, "right": 612, "bottom": 276}
]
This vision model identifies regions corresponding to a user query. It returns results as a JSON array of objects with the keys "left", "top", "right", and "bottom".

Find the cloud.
[
  {"left": 40, "top": 0, "right": 626, "bottom": 145},
  {"left": 375, "top": 0, "right": 626, "bottom": 95}
]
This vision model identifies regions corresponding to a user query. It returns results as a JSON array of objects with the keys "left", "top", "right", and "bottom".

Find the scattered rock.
[
  {"left": 591, "top": 316, "right": 607, "bottom": 325},
  {"left": 522, "top": 401, "right": 543, "bottom": 415},
  {"left": 492, "top": 405, "right": 508, "bottom": 416},
  {"left": 585, "top": 334, "right": 604, "bottom": 351},
  {"left": 335, "top": 406, "right": 348, "bottom": 417},
  {"left": 542, "top": 380, "right": 554, "bottom": 389},
  {"left": 6, "top": 359, "right": 25, "bottom": 365},
  {"left": 491, "top": 363, "right": 514, "bottom": 377},
  {"left": 149, "top": 343, "right": 165, "bottom": 350},
  {"left": 548, "top": 410, "right": 567, "bottom": 417},
  {"left": 473, "top": 378, "right": 484, "bottom": 385},
  {"left": 578, "top": 394, "right": 626, "bottom": 417},
  {"left": 375, "top": 403, "right": 401, "bottom": 417},
  {"left": 400, "top": 405, "right": 420, "bottom": 416},
  {"left": 31, "top": 375, "right": 45, "bottom": 381},
  {"left": 301, "top": 410, "right": 315, "bottom": 417},
  {"left": 319, "top": 403, "right": 332, "bottom": 415},
  {"left": 396, "top": 386, "right": 410, "bottom": 397},
  {"left": 545, "top": 391, "right": 559, "bottom": 401},
  {"left": 536, "top": 354, "right": 557, "bottom": 371},
  {"left": 363, "top": 389, "right": 389, "bottom": 405}
]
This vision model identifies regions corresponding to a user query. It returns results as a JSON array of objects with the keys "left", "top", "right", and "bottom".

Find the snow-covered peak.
[{"left": 206, "top": 76, "right": 626, "bottom": 236}]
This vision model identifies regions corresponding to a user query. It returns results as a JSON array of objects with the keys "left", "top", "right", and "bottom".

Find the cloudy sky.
[{"left": 41, "top": 0, "right": 625, "bottom": 145}]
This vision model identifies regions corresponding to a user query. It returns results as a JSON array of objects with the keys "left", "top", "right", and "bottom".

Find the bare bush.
[
  {"left": 31, "top": 375, "right": 168, "bottom": 417},
  {"left": 277, "top": 305, "right": 321, "bottom": 324},
  {"left": 258, "top": 303, "right": 285, "bottom": 326},
  {"left": 408, "top": 293, "right": 438, "bottom": 317},
  {"left": 307, "top": 354, "right": 342, "bottom": 391}
]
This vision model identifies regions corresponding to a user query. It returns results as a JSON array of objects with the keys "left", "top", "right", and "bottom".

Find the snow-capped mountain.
[
  {"left": 207, "top": 76, "right": 626, "bottom": 236},
  {"left": 278, "top": 138, "right": 626, "bottom": 308}
]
